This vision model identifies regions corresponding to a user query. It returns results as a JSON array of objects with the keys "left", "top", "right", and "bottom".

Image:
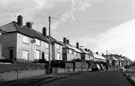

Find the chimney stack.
[
  {"left": 17, "top": 15, "right": 23, "bottom": 26},
  {"left": 76, "top": 42, "right": 79, "bottom": 49},
  {"left": 26, "top": 22, "right": 32, "bottom": 29},
  {"left": 67, "top": 39, "right": 69, "bottom": 44},
  {"left": 85, "top": 48, "right": 87, "bottom": 51},
  {"left": 42, "top": 27, "right": 47, "bottom": 36},
  {"left": 63, "top": 37, "right": 67, "bottom": 44}
]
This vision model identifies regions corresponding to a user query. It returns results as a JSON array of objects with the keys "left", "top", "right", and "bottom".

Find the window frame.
[
  {"left": 22, "top": 50, "right": 29, "bottom": 60},
  {"left": 45, "top": 42, "right": 49, "bottom": 49},
  {"left": 35, "top": 50, "right": 40, "bottom": 59},
  {"left": 57, "top": 53, "right": 60, "bottom": 60},
  {"left": 69, "top": 49, "right": 72, "bottom": 54},
  {"left": 35, "top": 38, "right": 41, "bottom": 46},
  {"left": 45, "top": 53, "right": 49, "bottom": 61},
  {"left": 56, "top": 44, "right": 60, "bottom": 50},
  {"left": 22, "top": 35, "right": 29, "bottom": 44}
]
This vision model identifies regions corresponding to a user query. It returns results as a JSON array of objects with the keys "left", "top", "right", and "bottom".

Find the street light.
[{"left": 48, "top": 16, "right": 51, "bottom": 73}]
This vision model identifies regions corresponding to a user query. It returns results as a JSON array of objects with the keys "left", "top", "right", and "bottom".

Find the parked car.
[{"left": 91, "top": 63, "right": 101, "bottom": 71}]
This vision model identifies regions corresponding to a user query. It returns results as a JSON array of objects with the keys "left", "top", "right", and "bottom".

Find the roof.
[
  {"left": 106, "top": 56, "right": 118, "bottom": 61},
  {"left": 47, "top": 36, "right": 63, "bottom": 45},
  {"left": 93, "top": 53, "right": 106, "bottom": 60},
  {"left": 80, "top": 49, "right": 89, "bottom": 54},
  {"left": 114, "top": 56, "right": 124, "bottom": 61},
  {"left": 66, "top": 44, "right": 74, "bottom": 50},
  {"left": 0, "top": 21, "right": 49, "bottom": 42},
  {"left": 72, "top": 46, "right": 82, "bottom": 53}
]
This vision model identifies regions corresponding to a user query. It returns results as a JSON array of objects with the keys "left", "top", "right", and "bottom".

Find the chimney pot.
[
  {"left": 17, "top": 15, "right": 23, "bottom": 26},
  {"left": 63, "top": 37, "right": 67, "bottom": 44},
  {"left": 42, "top": 27, "right": 46, "bottom": 36},
  {"left": 26, "top": 22, "right": 32, "bottom": 29},
  {"left": 85, "top": 48, "right": 87, "bottom": 51},
  {"left": 67, "top": 39, "right": 69, "bottom": 44},
  {"left": 76, "top": 42, "right": 79, "bottom": 49}
]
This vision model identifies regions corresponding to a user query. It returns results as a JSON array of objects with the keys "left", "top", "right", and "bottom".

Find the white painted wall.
[
  {"left": 16, "top": 33, "right": 50, "bottom": 61},
  {"left": 53, "top": 43, "right": 63, "bottom": 60}
]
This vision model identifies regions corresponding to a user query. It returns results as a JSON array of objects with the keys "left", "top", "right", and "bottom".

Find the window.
[
  {"left": 74, "top": 52, "right": 76, "bottom": 55},
  {"left": 23, "top": 35, "right": 29, "bottom": 44},
  {"left": 56, "top": 44, "right": 60, "bottom": 50},
  {"left": 45, "top": 43, "right": 49, "bottom": 49},
  {"left": 35, "top": 50, "right": 40, "bottom": 59},
  {"left": 22, "top": 50, "right": 29, "bottom": 60},
  {"left": 57, "top": 53, "right": 60, "bottom": 60},
  {"left": 72, "top": 50, "right": 74, "bottom": 54},
  {"left": 35, "top": 39, "right": 41, "bottom": 46},
  {"left": 69, "top": 49, "right": 72, "bottom": 54},
  {"left": 45, "top": 53, "right": 49, "bottom": 61},
  {"left": 76, "top": 53, "right": 79, "bottom": 56}
]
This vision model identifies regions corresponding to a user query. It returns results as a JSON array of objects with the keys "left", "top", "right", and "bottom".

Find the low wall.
[
  {"left": 75, "top": 62, "right": 89, "bottom": 70},
  {"left": 0, "top": 61, "right": 91, "bottom": 82},
  {"left": 0, "top": 61, "right": 45, "bottom": 73},
  {"left": 0, "top": 69, "right": 46, "bottom": 81}
]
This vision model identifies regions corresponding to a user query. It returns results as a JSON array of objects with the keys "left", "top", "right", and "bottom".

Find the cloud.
[
  {"left": 94, "top": 19, "right": 135, "bottom": 59},
  {"left": 78, "top": 19, "right": 135, "bottom": 60},
  {"left": 0, "top": 0, "right": 55, "bottom": 25},
  {"left": 51, "top": 0, "right": 91, "bottom": 30},
  {"left": 77, "top": 35, "right": 98, "bottom": 49},
  {"left": 95, "top": 19, "right": 135, "bottom": 51}
]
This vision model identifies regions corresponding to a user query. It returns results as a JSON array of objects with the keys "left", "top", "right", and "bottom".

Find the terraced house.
[
  {"left": 47, "top": 36, "right": 63, "bottom": 61},
  {"left": 62, "top": 38, "right": 82, "bottom": 61},
  {"left": 0, "top": 15, "right": 50, "bottom": 61}
]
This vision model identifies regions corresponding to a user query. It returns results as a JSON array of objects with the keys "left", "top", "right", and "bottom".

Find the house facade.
[
  {"left": 103, "top": 54, "right": 132, "bottom": 67},
  {"left": 62, "top": 38, "right": 82, "bottom": 61},
  {"left": 0, "top": 15, "right": 50, "bottom": 61},
  {"left": 47, "top": 36, "right": 63, "bottom": 61}
]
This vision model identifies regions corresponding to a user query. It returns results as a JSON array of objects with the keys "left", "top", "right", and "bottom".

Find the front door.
[
  {"left": 9, "top": 49, "right": 14, "bottom": 60},
  {"left": 42, "top": 52, "right": 45, "bottom": 60}
]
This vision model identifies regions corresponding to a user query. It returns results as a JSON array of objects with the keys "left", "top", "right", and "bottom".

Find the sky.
[{"left": 0, "top": 0, "right": 135, "bottom": 60}]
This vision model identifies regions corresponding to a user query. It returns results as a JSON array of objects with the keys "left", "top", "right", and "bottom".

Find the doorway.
[{"left": 9, "top": 49, "right": 14, "bottom": 60}]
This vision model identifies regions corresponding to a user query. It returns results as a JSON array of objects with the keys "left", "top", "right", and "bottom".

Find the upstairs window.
[
  {"left": 45, "top": 43, "right": 49, "bottom": 49},
  {"left": 35, "top": 39, "right": 41, "bottom": 46},
  {"left": 74, "top": 52, "right": 76, "bottom": 55},
  {"left": 69, "top": 49, "right": 72, "bottom": 54},
  {"left": 23, "top": 35, "right": 29, "bottom": 44},
  {"left": 56, "top": 44, "right": 60, "bottom": 50}
]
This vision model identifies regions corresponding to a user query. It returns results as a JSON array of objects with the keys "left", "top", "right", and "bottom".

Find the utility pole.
[{"left": 48, "top": 16, "right": 51, "bottom": 73}]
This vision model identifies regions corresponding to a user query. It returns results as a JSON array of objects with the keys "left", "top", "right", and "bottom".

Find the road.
[
  {"left": 44, "top": 71, "right": 132, "bottom": 86},
  {"left": 0, "top": 71, "right": 133, "bottom": 86}
]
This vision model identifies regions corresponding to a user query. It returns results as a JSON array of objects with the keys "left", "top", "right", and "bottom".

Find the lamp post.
[{"left": 48, "top": 16, "right": 51, "bottom": 73}]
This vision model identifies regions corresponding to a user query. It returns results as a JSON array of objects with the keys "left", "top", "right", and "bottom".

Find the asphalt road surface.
[{"left": 45, "top": 71, "right": 132, "bottom": 86}]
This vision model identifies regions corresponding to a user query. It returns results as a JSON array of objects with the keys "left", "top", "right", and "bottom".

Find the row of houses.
[
  {"left": 103, "top": 54, "right": 132, "bottom": 67},
  {"left": 0, "top": 15, "right": 95, "bottom": 62},
  {"left": 0, "top": 15, "right": 132, "bottom": 67}
]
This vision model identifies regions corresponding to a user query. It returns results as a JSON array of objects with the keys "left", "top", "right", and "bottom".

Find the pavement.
[
  {"left": 0, "top": 71, "right": 82, "bottom": 86},
  {"left": 123, "top": 69, "right": 135, "bottom": 85}
]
